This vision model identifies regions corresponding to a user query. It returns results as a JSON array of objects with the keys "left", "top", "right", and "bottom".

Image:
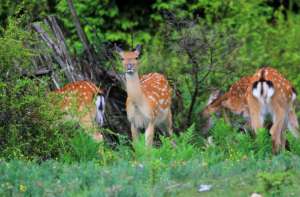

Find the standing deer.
[
  {"left": 203, "top": 67, "right": 299, "bottom": 153},
  {"left": 52, "top": 80, "right": 105, "bottom": 141},
  {"left": 116, "top": 45, "right": 173, "bottom": 146}
]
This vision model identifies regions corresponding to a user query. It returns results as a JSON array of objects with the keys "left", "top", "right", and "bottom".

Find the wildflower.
[{"left": 19, "top": 184, "right": 27, "bottom": 192}]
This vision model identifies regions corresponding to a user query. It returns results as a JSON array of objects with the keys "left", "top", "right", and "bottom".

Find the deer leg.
[
  {"left": 270, "top": 118, "right": 285, "bottom": 154},
  {"left": 222, "top": 108, "right": 231, "bottom": 125},
  {"left": 166, "top": 109, "right": 173, "bottom": 137},
  {"left": 247, "top": 96, "right": 263, "bottom": 134},
  {"left": 145, "top": 121, "right": 155, "bottom": 147},
  {"left": 288, "top": 109, "right": 300, "bottom": 138},
  {"left": 270, "top": 103, "right": 287, "bottom": 154},
  {"left": 131, "top": 124, "right": 139, "bottom": 141}
]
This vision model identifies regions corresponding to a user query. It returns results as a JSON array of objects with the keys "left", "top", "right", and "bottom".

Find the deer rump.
[
  {"left": 252, "top": 68, "right": 275, "bottom": 106},
  {"left": 251, "top": 68, "right": 298, "bottom": 138}
]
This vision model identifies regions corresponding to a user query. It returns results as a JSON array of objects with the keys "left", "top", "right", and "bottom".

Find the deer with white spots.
[
  {"left": 52, "top": 80, "right": 105, "bottom": 141},
  {"left": 249, "top": 67, "right": 298, "bottom": 153},
  {"left": 116, "top": 45, "right": 173, "bottom": 146},
  {"left": 203, "top": 67, "right": 299, "bottom": 153}
]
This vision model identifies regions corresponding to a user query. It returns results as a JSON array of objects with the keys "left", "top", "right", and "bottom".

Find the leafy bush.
[
  {"left": 257, "top": 171, "right": 293, "bottom": 196},
  {"left": 0, "top": 78, "right": 78, "bottom": 160},
  {"left": 0, "top": 20, "right": 80, "bottom": 160},
  {"left": 0, "top": 18, "right": 34, "bottom": 79},
  {"left": 255, "top": 128, "right": 272, "bottom": 158},
  {"left": 60, "top": 131, "right": 101, "bottom": 163}
]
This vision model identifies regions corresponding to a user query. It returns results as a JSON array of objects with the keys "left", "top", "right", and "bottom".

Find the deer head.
[{"left": 116, "top": 44, "right": 142, "bottom": 76}]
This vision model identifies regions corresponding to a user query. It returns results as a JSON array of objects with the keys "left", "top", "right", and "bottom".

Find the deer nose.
[
  {"left": 127, "top": 64, "right": 134, "bottom": 70},
  {"left": 126, "top": 64, "right": 135, "bottom": 74}
]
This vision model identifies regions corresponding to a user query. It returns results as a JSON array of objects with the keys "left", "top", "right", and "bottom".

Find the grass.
[
  {"left": 1, "top": 154, "right": 300, "bottom": 196},
  {"left": 1, "top": 120, "right": 300, "bottom": 196}
]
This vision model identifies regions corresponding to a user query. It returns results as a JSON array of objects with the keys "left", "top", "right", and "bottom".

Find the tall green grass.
[{"left": 2, "top": 119, "right": 300, "bottom": 196}]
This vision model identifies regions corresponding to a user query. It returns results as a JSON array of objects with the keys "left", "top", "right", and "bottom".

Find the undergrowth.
[{"left": 1, "top": 119, "right": 300, "bottom": 196}]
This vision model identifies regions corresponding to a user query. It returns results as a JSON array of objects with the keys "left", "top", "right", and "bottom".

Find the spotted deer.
[
  {"left": 202, "top": 76, "right": 253, "bottom": 133},
  {"left": 52, "top": 80, "right": 105, "bottom": 141},
  {"left": 203, "top": 67, "right": 299, "bottom": 153},
  {"left": 116, "top": 45, "right": 173, "bottom": 146}
]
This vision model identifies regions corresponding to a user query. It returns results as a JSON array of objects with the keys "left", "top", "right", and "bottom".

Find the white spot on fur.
[
  {"left": 159, "top": 99, "right": 165, "bottom": 104},
  {"left": 148, "top": 95, "right": 157, "bottom": 101},
  {"left": 292, "top": 92, "right": 296, "bottom": 102}
]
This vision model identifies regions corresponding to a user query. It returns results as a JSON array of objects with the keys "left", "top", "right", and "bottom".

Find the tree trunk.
[{"left": 66, "top": 0, "right": 96, "bottom": 80}]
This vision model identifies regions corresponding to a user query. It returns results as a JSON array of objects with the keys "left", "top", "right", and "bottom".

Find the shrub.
[
  {"left": 60, "top": 131, "right": 101, "bottom": 163},
  {"left": 257, "top": 171, "right": 293, "bottom": 196},
  {"left": 0, "top": 78, "right": 78, "bottom": 160},
  {"left": 0, "top": 19, "right": 82, "bottom": 161}
]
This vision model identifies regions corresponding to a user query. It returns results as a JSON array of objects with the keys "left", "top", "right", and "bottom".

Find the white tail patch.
[
  {"left": 252, "top": 82, "right": 262, "bottom": 99},
  {"left": 95, "top": 95, "right": 105, "bottom": 126},
  {"left": 252, "top": 81, "right": 274, "bottom": 103},
  {"left": 292, "top": 91, "right": 296, "bottom": 102}
]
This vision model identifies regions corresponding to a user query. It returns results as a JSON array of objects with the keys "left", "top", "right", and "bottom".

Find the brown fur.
[
  {"left": 52, "top": 80, "right": 103, "bottom": 141},
  {"left": 118, "top": 47, "right": 173, "bottom": 146},
  {"left": 203, "top": 67, "right": 299, "bottom": 153}
]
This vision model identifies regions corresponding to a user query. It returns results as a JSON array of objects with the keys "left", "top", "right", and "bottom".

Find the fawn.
[
  {"left": 116, "top": 45, "right": 173, "bottom": 146},
  {"left": 203, "top": 67, "right": 299, "bottom": 153},
  {"left": 52, "top": 80, "right": 105, "bottom": 141}
]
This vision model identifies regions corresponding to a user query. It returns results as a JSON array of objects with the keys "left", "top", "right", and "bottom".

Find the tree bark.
[
  {"left": 66, "top": 0, "right": 96, "bottom": 80},
  {"left": 32, "top": 16, "right": 83, "bottom": 82}
]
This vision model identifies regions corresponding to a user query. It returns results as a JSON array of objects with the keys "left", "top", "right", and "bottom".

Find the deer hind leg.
[
  {"left": 270, "top": 104, "right": 287, "bottom": 154},
  {"left": 288, "top": 109, "right": 299, "bottom": 138},
  {"left": 145, "top": 121, "right": 155, "bottom": 147},
  {"left": 166, "top": 109, "right": 173, "bottom": 137},
  {"left": 131, "top": 124, "right": 139, "bottom": 141},
  {"left": 247, "top": 96, "right": 264, "bottom": 134}
]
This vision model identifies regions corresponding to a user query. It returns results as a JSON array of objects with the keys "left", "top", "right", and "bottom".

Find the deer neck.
[{"left": 125, "top": 72, "right": 145, "bottom": 105}]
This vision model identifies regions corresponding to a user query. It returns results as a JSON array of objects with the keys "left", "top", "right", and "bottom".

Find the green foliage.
[
  {"left": 56, "top": 0, "right": 152, "bottom": 52},
  {"left": 1, "top": 149, "right": 300, "bottom": 196},
  {"left": 60, "top": 131, "right": 101, "bottom": 163},
  {"left": 0, "top": 0, "right": 50, "bottom": 26},
  {"left": 257, "top": 171, "right": 293, "bottom": 196},
  {"left": 0, "top": 18, "right": 35, "bottom": 79},
  {"left": 0, "top": 78, "right": 78, "bottom": 160},
  {"left": 286, "top": 132, "right": 300, "bottom": 155},
  {"left": 255, "top": 128, "right": 272, "bottom": 158},
  {"left": 1, "top": 1, "right": 300, "bottom": 195},
  {"left": 0, "top": 19, "right": 78, "bottom": 161}
]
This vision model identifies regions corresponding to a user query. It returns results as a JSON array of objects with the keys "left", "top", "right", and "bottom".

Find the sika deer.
[
  {"left": 249, "top": 67, "right": 298, "bottom": 153},
  {"left": 116, "top": 45, "right": 173, "bottom": 146},
  {"left": 52, "top": 80, "right": 105, "bottom": 141},
  {"left": 203, "top": 67, "right": 299, "bottom": 153}
]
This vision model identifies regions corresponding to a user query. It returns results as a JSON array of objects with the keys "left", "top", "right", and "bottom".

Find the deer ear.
[
  {"left": 207, "top": 89, "right": 221, "bottom": 105},
  {"left": 134, "top": 44, "right": 142, "bottom": 56},
  {"left": 115, "top": 44, "right": 124, "bottom": 55}
]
